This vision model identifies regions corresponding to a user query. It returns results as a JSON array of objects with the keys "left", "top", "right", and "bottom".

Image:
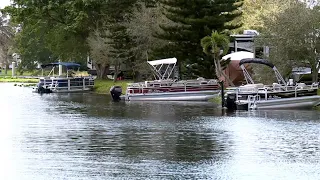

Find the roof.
[
  {"left": 239, "top": 58, "right": 275, "bottom": 68},
  {"left": 41, "top": 62, "right": 81, "bottom": 69},
  {"left": 147, "top": 58, "right": 177, "bottom": 66}
]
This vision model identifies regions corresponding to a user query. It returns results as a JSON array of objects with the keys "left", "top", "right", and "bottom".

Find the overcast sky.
[{"left": 0, "top": 0, "right": 11, "bottom": 9}]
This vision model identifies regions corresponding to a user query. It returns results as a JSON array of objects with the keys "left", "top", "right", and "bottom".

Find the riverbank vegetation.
[
  {"left": 0, "top": 77, "right": 38, "bottom": 83},
  {"left": 93, "top": 79, "right": 132, "bottom": 94},
  {"left": 0, "top": 0, "right": 319, "bottom": 85}
]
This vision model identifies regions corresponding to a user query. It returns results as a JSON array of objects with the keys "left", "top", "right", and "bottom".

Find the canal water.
[{"left": 0, "top": 83, "right": 320, "bottom": 180}]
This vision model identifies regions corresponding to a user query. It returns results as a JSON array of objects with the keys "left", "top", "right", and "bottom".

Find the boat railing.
[
  {"left": 127, "top": 79, "right": 218, "bottom": 89},
  {"left": 40, "top": 77, "right": 94, "bottom": 91},
  {"left": 248, "top": 95, "right": 260, "bottom": 110}
]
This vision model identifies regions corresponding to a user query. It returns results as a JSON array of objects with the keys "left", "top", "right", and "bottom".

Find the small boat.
[
  {"left": 110, "top": 58, "right": 221, "bottom": 101},
  {"left": 33, "top": 62, "right": 95, "bottom": 93},
  {"left": 225, "top": 58, "right": 320, "bottom": 110}
]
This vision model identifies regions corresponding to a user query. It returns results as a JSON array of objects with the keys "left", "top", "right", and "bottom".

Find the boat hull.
[
  {"left": 254, "top": 96, "right": 320, "bottom": 110},
  {"left": 33, "top": 77, "right": 95, "bottom": 93},
  {"left": 235, "top": 95, "right": 320, "bottom": 110},
  {"left": 121, "top": 90, "right": 220, "bottom": 101}
]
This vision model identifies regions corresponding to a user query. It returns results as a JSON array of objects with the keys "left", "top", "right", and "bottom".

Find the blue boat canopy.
[{"left": 41, "top": 62, "right": 81, "bottom": 69}]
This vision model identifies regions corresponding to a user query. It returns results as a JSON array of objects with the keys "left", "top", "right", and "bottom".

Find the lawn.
[
  {"left": 94, "top": 79, "right": 133, "bottom": 94},
  {"left": 0, "top": 76, "right": 39, "bottom": 83},
  {"left": 0, "top": 70, "right": 36, "bottom": 77}
]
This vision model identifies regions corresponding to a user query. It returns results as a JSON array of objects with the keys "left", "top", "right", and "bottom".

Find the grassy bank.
[
  {"left": 318, "top": 89, "right": 320, "bottom": 95},
  {"left": 0, "top": 77, "right": 38, "bottom": 83},
  {"left": 93, "top": 79, "right": 133, "bottom": 94}
]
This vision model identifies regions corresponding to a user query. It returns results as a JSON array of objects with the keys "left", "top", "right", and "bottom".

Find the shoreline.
[
  {"left": 0, "top": 77, "right": 39, "bottom": 83},
  {"left": 2, "top": 78, "right": 320, "bottom": 96},
  {"left": 1, "top": 78, "right": 132, "bottom": 94}
]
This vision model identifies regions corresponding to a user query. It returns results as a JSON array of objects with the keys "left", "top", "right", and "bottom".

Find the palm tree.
[{"left": 201, "top": 31, "right": 235, "bottom": 87}]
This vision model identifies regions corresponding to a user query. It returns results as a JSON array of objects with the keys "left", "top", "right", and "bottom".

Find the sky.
[{"left": 0, "top": 0, "right": 11, "bottom": 9}]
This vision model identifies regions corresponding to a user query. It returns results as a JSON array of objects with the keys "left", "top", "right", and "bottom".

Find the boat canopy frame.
[
  {"left": 239, "top": 58, "right": 287, "bottom": 85},
  {"left": 147, "top": 58, "right": 177, "bottom": 80},
  {"left": 41, "top": 62, "right": 81, "bottom": 78}
]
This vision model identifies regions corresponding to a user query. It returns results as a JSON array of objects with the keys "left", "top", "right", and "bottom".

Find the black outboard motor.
[
  {"left": 36, "top": 84, "right": 52, "bottom": 94},
  {"left": 226, "top": 93, "right": 237, "bottom": 110},
  {"left": 110, "top": 86, "right": 122, "bottom": 101}
]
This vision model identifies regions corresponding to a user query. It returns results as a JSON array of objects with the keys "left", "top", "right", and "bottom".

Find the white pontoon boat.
[
  {"left": 110, "top": 58, "right": 221, "bottom": 101},
  {"left": 33, "top": 62, "right": 95, "bottom": 93},
  {"left": 225, "top": 58, "right": 320, "bottom": 110}
]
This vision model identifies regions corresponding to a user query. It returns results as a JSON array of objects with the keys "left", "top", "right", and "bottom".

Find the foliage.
[
  {"left": 2, "top": 0, "right": 249, "bottom": 82},
  {"left": 87, "top": 29, "right": 112, "bottom": 79},
  {"left": 154, "top": 0, "right": 243, "bottom": 79},
  {"left": 239, "top": 0, "right": 294, "bottom": 32},
  {"left": 126, "top": 2, "right": 169, "bottom": 80},
  {"left": 256, "top": 2, "right": 320, "bottom": 83},
  {"left": 88, "top": 1, "right": 169, "bottom": 81},
  {"left": 0, "top": 13, "right": 14, "bottom": 73},
  {"left": 201, "top": 31, "right": 235, "bottom": 86},
  {"left": 3, "top": 0, "right": 102, "bottom": 68}
]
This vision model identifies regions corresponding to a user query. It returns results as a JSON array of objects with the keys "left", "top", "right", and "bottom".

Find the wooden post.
[{"left": 219, "top": 81, "right": 225, "bottom": 108}]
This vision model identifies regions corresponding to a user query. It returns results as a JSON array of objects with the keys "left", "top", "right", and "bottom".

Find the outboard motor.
[
  {"left": 226, "top": 93, "right": 237, "bottom": 110},
  {"left": 110, "top": 86, "right": 122, "bottom": 101},
  {"left": 36, "top": 84, "right": 52, "bottom": 94}
]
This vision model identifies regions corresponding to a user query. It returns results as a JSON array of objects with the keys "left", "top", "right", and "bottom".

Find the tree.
[
  {"left": 3, "top": 0, "right": 102, "bottom": 70},
  {"left": 240, "top": 0, "right": 294, "bottom": 32},
  {"left": 256, "top": 2, "right": 320, "bottom": 83},
  {"left": 88, "top": 0, "right": 167, "bottom": 81},
  {"left": 155, "top": 0, "right": 243, "bottom": 79},
  {"left": 87, "top": 28, "right": 112, "bottom": 79},
  {"left": 201, "top": 31, "right": 235, "bottom": 86},
  {"left": 0, "top": 13, "right": 14, "bottom": 74},
  {"left": 104, "top": 0, "right": 138, "bottom": 81},
  {"left": 126, "top": 1, "right": 170, "bottom": 81}
]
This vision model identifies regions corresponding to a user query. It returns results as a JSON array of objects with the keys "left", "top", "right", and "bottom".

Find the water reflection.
[{"left": 1, "top": 83, "right": 320, "bottom": 179}]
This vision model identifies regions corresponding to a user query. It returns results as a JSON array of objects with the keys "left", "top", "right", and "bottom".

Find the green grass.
[
  {"left": 318, "top": 89, "right": 320, "bottom": 95},
  {"left": 0, "top": 77, "right": 39, "bottom": 83},
  {"left": 93, "top": 79, "right": 133, "bottom": 94},
  {"left": 209, "top": 95, "right": 222, "bottom": 104},
  {"left": 0, "top": 70, "right": 36, "bottom": 77}
]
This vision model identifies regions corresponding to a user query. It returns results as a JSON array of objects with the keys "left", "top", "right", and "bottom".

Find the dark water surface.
[{"left": 1, "top": 83, "right": 320, "bottom": 179}]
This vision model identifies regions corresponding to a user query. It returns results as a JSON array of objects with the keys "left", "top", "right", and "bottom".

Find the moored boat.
[
  {"left": 33, "top": 62, "right": 95, "bottom": 93},
  {"left": 110, "top": 58, "right": 221, "bottom": 101},
  {"left": 224, "top": 58, "right": 320, "bottom": 110}
]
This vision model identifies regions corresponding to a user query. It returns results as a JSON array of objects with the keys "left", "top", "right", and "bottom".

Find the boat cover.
[
  {"left": 147, "top": 58, "right": 177, "bottom": 66},
  {"left": 239, "top": 58, "right": 274, "bottom": 68}
]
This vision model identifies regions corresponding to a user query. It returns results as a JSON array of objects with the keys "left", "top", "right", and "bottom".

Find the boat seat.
[
  {"left": 296, "top": 83, "right": 307, "bottom": 88},
  {"left": 242, "top": 83, "right": 264, "bottom": 89}
]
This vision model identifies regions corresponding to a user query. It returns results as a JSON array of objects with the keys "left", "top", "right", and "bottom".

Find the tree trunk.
[
  {"left": 113, "top": 62, "right": 121, "bottom": 83},
  {"left": 133, "top": 71, "right": 142, "bottom": 82},
  {"left": 4, "top": 63, "right": 8, "bottom": 75},
  {"left": 95, "top": 63, "right": 110, "bottom": 79},
  {"left": 213, "top": 56, "right": 235, "bottom": 87},
  {"left": 311, "top": 65, "right": 319, "bottom": 83},
  {"left": 219, "top": 70, "right": 235, "bottom": 87}
]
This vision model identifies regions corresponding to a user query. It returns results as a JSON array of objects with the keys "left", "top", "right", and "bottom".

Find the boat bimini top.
[
  {"left": 41, "top": 62, "right": 81, "bottom": 69},
  {"left": 239, "top": 58, "right": 287, "bottom": 86},
  {"left": 40, "top": 62, "right": 81, "bottom": 78},
  {"left": 147, "top": 58, "right": 177, "bottom": 80}
]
